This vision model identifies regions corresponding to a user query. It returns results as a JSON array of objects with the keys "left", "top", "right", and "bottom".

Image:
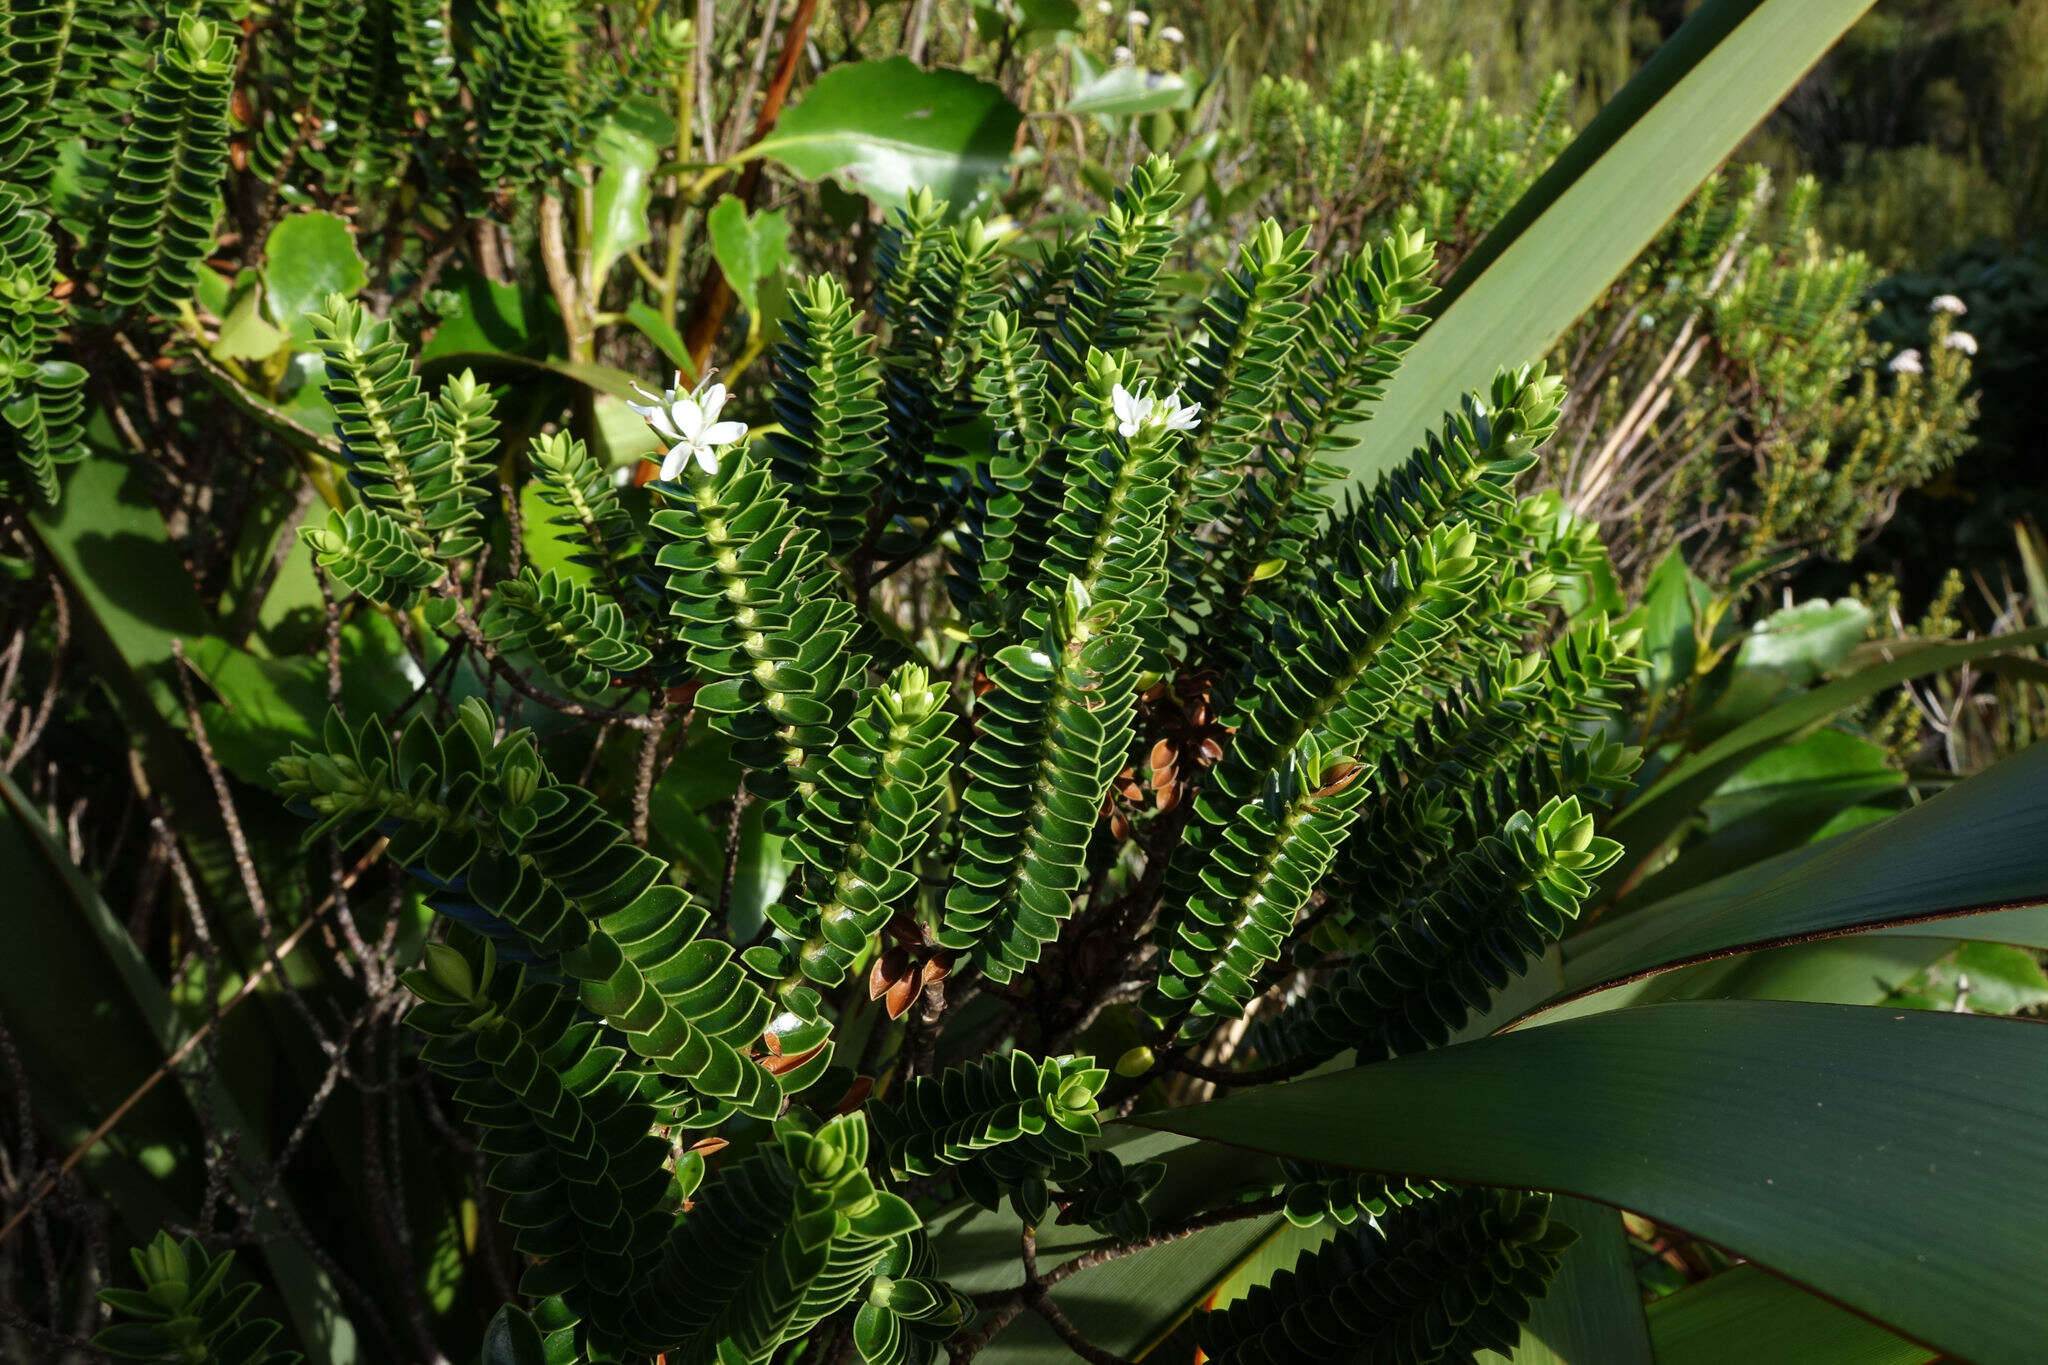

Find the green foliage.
[
  {"left": 273, "top": 699, "right": 785, "bottom": 1125},
  {"left": 427, "top": 368, "right": 499, "bottom": 561},
  {"left": 247, "top": 0, "right": 368, "bottom": 185},
  {"left": 311, "top": 295, "right": 496, "bottom": 564},
  {"left": 748, "top": 664, "right": 955, "bottom": 1004},
  {"left": 1240, "top": 46, "right": 1576, "bottom": 258},
  {"left": 0, "top": 186, "right": 85, "bottom": 501},
  {"left": 96, "top": 15, "right": 234, "bottom": 319},
  {"left": 1195, "top": 1189, "right": 1578, "bottom": 1364},
  {"left": 1267, "top": 795, "right": 1624, "bottom": 1071},
  {"left": 649, "top": 437, "right": 869, "bottom": 811},
  {"left": 527, "top": 429, "right": 643, "bottom": 594},
  {"left": 0, "top": 0, "right": 128, "bottom": 185},
  {"left": 480, "top": 567, "right": 654, "bottom": 696},
  {"left": 1146, "top": 738, "right": 1371, "bottom": 1040},
  {"left": 621, "top": 1114, "right": 919, "bottom": 1363},
  {"left": 948, "top": 307, "right": 1053, "bottom": 639},
  {"left": 403, "top": 936, "right": 686, "bottom": 1306},
  {"left": 938, "top": 575, "right": 1141, "bottom": 982},
  {"left": 11, "top": 15, "right": 2043, "bottom": 1360},
  {"left": 474, "top": 0, "right": 577, "bottom": 188},
  {"left": 868, "top": 1053, "right": 1105, "bottom": 1177},
  {"left": 1163, "top": 218, "right": 1315, "bottom": 630},
  {"left": 767, "top": 275, "right": 887, "bottom": 556},
  {"left": 851, "top": 1234, "right": 973, "bottom": 1365},
  {"left": 93, "top": 1232, "right": 299, "bottom": 1364},
  {"left": 1210, "top": 228, "right": 1437, "bottom": 625},
  {"left": 301, "top": 503, "right": 443, "bottom": 607}
]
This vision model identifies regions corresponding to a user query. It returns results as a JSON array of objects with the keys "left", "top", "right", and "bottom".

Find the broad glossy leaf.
[
  {"left": 1697, "top": 597, "right": 1873, "bottom": 733},
  {"left": 1617, "top": 729, "right": 1900, "bottom": 910},
  {"left": 1546, "top": 935, "right": 1953, "bottom": 1023},
  {"left": 1137, "top": 1001, "right": 2048, "bottom": 1363},
  {"left": 624, "top": 299, "right": 692, "bottom": 372},
  {"left": 1568, "top": 739, "right": 2048, "bottom": 998},
  {"left": 586, "top": 97, "right": 671, "bottom": 289},
  {"left": 1645, "top": 1267, "right": 1934, "bottom": 1365},
  {"left": 1329, "top": 0, "right": 1880, "bottom": 486},
  {"left": 1624, "top": 548, "right": 1709, "bottom": 695},
  {"left": 706, "top": 194, "right": 793, "bottom": 323},
  {"left": 261, "top": 211, "right": 367, "bottom": 342},
  {"left": 212, "top": 278, "right": 287, "bottom": 361},
  {"left": 419, "top": 269, "right": 563, "bottom": 362},
  {"left": 748, "top": 58, "right": 1023, "bottom": 213},
  {"left": 1606, "top": 626, "right": 2048, "bottom": 874},
  {"left": 1064, "top": 66, "right": 1192, "bottom": 117}
]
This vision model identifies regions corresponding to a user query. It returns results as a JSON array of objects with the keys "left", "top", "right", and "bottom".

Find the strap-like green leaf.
[{"left": 1137, "top": 1000, "right": 2048, "bottom": 1364}]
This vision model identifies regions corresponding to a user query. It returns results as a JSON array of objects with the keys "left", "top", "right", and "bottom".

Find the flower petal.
[
  {"left": 672, "top": 396, "right": 705, "bottom": 440},
  {"left": 698, "top": 382, "right": 727, "bottom": 423},
  {"left": 659, "top": 442, "right": 690, "bottom": 482},
  {"left": 701, "top": 420, "right": 748, "bottom": 447}
]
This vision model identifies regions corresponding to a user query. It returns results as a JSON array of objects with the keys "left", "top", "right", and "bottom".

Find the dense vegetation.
[{"left": 1, "top": 3, "right": 2046, "bottom": 1364}]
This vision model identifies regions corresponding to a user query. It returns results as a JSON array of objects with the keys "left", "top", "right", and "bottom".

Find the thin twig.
[{"left": 0, "top": 841, "right": 388, "bottom": 1248}]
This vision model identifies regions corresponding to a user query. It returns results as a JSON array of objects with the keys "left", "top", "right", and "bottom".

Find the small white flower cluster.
[
  {"left": 1942, "top": 330, "right": 1978, "bottom": 356},
  {"left": 628, "top": 372, "right": 749, "bottom": 480},
  {"left": 1887, "top": 349, "right": 1923, "bottom": 376},
  {"left": 1105, "top": 9, "right": 1181, "bottom": 62},
  {"left": 1930, "top": 294, "right": 1967, "bottom": 315},
  {"left": 1110, "top": 382, "right": 1201, "bottom": 438}
]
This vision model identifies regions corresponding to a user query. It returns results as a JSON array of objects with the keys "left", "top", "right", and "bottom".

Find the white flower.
[
  {"left": 1111, "top": 43, "right": 1133, "bottom": 64},
  {"left": 1095, "top": 0, "right": 1112, "bottom": 11},
  {"left": 1887, "top": 348, "right": 1924, "bottom": 376},
  {"left": 1941, "top": 329, "right": 1978, "bottom": 355},
  {"left": 628, "top": 372, "right": 749, "bottom": 480},
  {"left": 1930, "top": 293, "right": 1967, "bottom": 315},
  {"left": 1110, "top": 382, "right": 1201, "bottom": 438},
  {"left": 1159, "top": 24, "right": 1184, "bottom": 42},
  {"left": 1110, "top": 382, "right": 1150, "bottom": 436},
  {"left": 1155, "top": 389, "right": 1201, "bottom": 433},
  {"left": 1125, "top": 8, "right": 1148, "bottom": 25}
]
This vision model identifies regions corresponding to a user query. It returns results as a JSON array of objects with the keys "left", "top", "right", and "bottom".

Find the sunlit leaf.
[{"left": 748, "top": 58, "right": 1023, "bottom": 213}]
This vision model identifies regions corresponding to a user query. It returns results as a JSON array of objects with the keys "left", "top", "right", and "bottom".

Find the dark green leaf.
[
  {"left": 1606, "top": 626, "right": 2048, "bottom": 875},
  {"left": 261, "top": 212, "right": 368, "bottom": 342},
  {"left": 1569, "top": 738, "right": 2048, "bottom": 998},
  {"left": 1645, "top": 1267, "right": 1935, "bottom": 1365},
  {"left": 1136, "top": 1000, "right": 2048, "bottom": 1364}
]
